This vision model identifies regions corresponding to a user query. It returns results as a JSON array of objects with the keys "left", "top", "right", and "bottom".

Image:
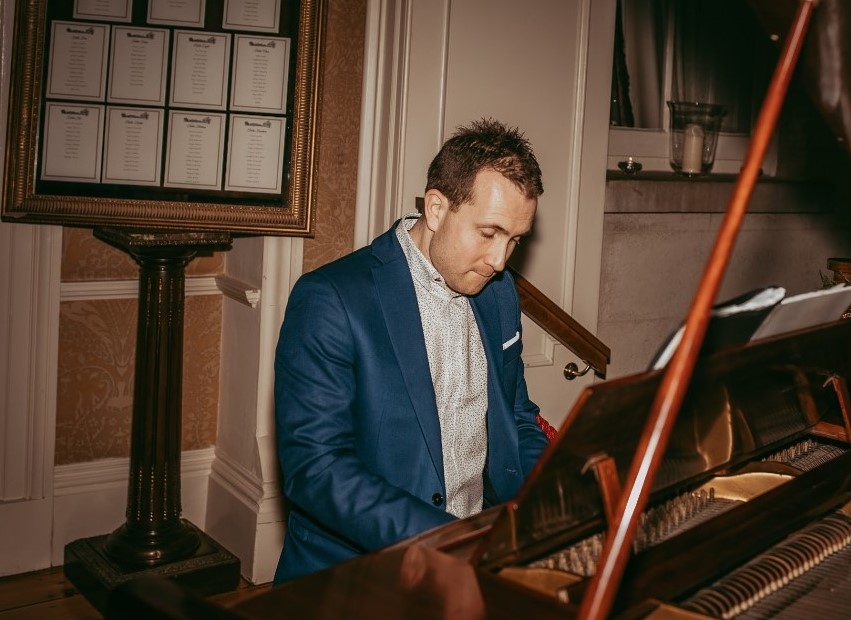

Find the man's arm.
[
  {"left": 275, "top": 272, "right": 456, "bottom": 553},
  {"left": 511, "top": 339, "right": 549, "bottom": 477},
  {"left": 502, "top": 271, "right": 549, "bottom": 476}
]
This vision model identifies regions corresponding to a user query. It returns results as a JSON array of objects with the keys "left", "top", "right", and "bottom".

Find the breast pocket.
[
  {"left": 501, "top": 331, "right": 522, "bottom": 399},
  {"left": 502, "top": 330, "right": 521, "bottom": 363}
]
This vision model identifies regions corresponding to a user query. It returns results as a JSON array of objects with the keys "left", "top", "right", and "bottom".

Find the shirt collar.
[{"left": 396, "top": 213, "right": 462, "bottom": 298}]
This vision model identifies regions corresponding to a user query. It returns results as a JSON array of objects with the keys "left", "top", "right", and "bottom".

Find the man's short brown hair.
[{"left": 425, "top": 118, "right": 543, "bottom": 210}]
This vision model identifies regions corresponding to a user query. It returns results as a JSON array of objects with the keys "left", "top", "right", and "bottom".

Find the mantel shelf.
[{"left": 604, "top": 171, "right": 839, "bottom": 214}]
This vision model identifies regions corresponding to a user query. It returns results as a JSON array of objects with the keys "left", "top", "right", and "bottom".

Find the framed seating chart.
[{"left": 3, "top": 0, "right": 326, "bottom": 235}]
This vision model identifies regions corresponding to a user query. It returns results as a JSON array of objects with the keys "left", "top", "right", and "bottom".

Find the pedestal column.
[{"left": 64, "top": 229, "right": 240, "bottom": 611}]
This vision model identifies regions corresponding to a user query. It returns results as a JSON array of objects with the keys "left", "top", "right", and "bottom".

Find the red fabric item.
[{"left": 535, "top": 414, "right": 558, "bottom": 443}]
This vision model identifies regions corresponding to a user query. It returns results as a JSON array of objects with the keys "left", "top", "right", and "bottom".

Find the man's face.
[{"left": 427, "top": 169, "right": 536, "bottom": 296}]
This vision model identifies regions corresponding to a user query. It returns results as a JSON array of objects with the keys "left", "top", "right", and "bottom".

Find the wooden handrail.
[
  {"left": 577, "top": 2, "right": 817, "bottom": 618},
  {"left": 509, "top": 267, "right": 610, "bottom": 379}
]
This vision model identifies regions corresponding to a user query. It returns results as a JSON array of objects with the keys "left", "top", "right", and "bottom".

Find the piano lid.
[
  {"left": 478, "top": 318, "right": 851, "bottom": 569},
  {"left": 576, "top": 2, "right": 843, "bottom": 616}
]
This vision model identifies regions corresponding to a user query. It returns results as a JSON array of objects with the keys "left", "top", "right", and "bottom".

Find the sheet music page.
[
  {"left": 651, "top": 287, "right": 786, "bottom": 369},
  {"left": 750, "top": 285, "right": 851, "bottom": 340}
]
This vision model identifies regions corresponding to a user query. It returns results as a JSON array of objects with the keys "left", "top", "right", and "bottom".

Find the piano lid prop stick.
[
  {"left": 828, "top": 375, "right": 851, "bottom": 443},
  {"left": 577, "top": 2, "right": 819, "bottom": 619}
]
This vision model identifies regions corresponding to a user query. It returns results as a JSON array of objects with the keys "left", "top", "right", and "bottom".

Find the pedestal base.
[{"left": 64, "top": 520, "right": 241, "bottom": 613}]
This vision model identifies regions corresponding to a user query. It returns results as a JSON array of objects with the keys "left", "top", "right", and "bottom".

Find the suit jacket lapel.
[
  {"left": 471, "top": 286, "right": 504, "bottom": 374},
  {"left": 472, "top": 285, "right": 521, "bottom": 500},
  {"left": 471, "top": 287, "right": 509, "bottom": 422},
  {"left": 371, "top": 229, "right": 445, "bottom": 484}
]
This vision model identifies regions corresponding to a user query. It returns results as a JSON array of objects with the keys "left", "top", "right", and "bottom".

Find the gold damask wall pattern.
[
  {"left": 61, "top": 228, "right": 224, "bottom": 281},
  {"left": 57, "top": 298, "right": 137, "bottom": 464},
  {"left": 56, "top": 235, "right": 223, "bottom": 465},
  {"left": 303, "top": 0, "right": 366, "bottom": 271}
]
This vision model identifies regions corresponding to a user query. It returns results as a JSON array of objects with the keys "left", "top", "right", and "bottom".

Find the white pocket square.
[{"left": 502, "top": 331, "right": 520, "bottom": 350}]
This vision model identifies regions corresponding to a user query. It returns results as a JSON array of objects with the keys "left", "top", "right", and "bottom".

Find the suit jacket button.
[{"left": 431, "top": 493, "right": 444, "bottom": 506}]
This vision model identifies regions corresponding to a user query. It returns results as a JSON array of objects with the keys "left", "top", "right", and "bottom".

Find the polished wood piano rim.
[{"left": 218, "top": 317, "right": 851, "bottom": 620}]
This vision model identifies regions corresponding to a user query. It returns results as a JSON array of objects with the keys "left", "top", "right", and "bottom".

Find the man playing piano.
[{"left": 273, "top": 118, "right": 549, "bottom": 583}]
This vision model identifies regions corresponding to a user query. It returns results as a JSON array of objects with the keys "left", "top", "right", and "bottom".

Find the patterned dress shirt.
[{"left": 396, "top": 214, "right": 488, "bottom": 518}]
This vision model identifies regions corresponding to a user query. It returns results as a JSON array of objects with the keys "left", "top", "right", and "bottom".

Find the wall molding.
[
  {"left": 206, "top": 450, "right": 285, "bottom": 585},
  {"left": 53, "top": 447, "right": 215, "bottom": 496},
  {"left": 208, "top": 451, "right": 266, "bottom": 511},
  {"left": 60, "top": 276, "right": 223, "bottom": 301},
  {"left": 521, "top": 330, "right": 557, "bottom": 368},
  {"left": 51, "top": 448, "right": 215, "bottom": 565},
  {"left": 215, "top": 274, "right": 261, "bottom": 308},
  {"left": 0, "top": 223, "right": 62, "bottom": 577},
  {"left": 205, "top": 235, "right": 302, "bottom": 584}
]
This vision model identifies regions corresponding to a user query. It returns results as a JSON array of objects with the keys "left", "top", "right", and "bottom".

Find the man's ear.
[{"left": 422, "top": 189, "right": 448, "bottom": 232}]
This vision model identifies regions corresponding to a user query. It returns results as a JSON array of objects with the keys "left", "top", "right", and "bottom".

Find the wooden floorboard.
[
  {"left": 0, "top": 568, "right": 77, "bottom": 612},
  {"left": 0, "top": 567, "right": 271, "bottom": 620},
  {"left": 0, "top": 596, "right": 102, "bottom": 620},
  {"left": 0, "top": 568, "right": 99, "bottom": 620}
]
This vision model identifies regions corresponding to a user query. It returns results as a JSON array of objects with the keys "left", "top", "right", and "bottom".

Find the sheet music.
[
  {"left": 750, "top": 285, "right": 851, "bottom": 340},
  {"left": 651, "top": 287, "right": 786, "bottom": 369}
]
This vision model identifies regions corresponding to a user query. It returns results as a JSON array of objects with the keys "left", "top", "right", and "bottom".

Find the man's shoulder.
[
  {"left": 481, "top": 268, "right": 516, "bottom": 298},
  {"left": 300, "top": 225, "right": 401, "bottom": 282}
]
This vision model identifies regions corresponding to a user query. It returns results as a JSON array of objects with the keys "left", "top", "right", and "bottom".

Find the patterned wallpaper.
[
  {"left": 54, "top": 0, "right": 367, "bottom": 465},
  {"left": 61, "top": 228, "right": 224, "bottom": 281},
  {"left": 56, "top": 295, "right": 221, "bottom": 465},
  {"left": 303, "top": 0, "right": 366, "bottom": 271}
]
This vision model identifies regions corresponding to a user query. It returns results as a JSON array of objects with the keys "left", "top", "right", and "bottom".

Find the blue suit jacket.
[{"left": 273, "top": 222, "right": 547, "bottom": 583}]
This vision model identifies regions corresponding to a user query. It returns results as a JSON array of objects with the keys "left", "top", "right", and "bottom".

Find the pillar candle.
[{"left": 682, "top": 123, "right": 704, "bottom": 174}]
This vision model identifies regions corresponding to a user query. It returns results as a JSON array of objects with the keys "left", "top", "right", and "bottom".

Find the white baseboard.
[
  {"left": 51, "top": 448, "right": 215, "bottom": 565},
  {"left": 0, "top": 498, "right": 53, "bottom": 577},
  {"left": 205, "top": 450, "right": 285, "bottom": 585}
]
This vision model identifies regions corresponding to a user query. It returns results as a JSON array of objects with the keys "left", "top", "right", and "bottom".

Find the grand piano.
[
  {"left": 108, "top": 1, "right": 851, "bottom": 618},
  {"left": 219, "top": 317, "right": 851, "bottom": 620}
]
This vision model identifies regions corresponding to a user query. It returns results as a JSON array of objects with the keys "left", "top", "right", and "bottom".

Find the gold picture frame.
[{"left": 2, "top": 0, "right": 326, "bottom": 236}]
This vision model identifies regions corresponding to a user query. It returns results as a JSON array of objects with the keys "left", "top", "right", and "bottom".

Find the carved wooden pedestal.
[{"left": 64, "top": 229, "right": 240, "bottom": 612}]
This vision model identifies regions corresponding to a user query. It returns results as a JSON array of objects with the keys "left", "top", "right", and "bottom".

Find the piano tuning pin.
[
  {"left": 584, "top": 555, "right": 597, "bottom": 576},
  {"left": 687, "top": 493, "right": 698, "bottom": 517},
  {"left": 676, "top": 498, "right": 687, "bottom": 521},
  {"left": 569, "top": 550, "right": 583, "bottom": 575},
  {"left": 636, "top": 521, "right": 650, "bottom": 546}
]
